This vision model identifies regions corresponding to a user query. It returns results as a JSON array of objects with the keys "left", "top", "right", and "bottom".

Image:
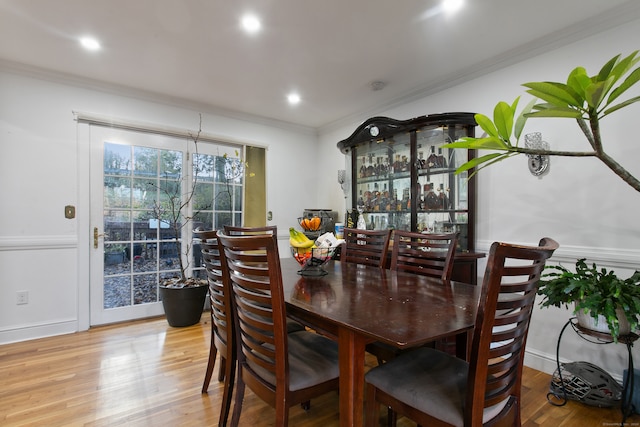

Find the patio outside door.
[{"left": 89, "top": 125, "right": 243, "bottom": 325}]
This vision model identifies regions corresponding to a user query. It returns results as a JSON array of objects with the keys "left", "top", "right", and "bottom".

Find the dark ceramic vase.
[{"left": 159, "top": 284, "right": 208, "bottom": 327}]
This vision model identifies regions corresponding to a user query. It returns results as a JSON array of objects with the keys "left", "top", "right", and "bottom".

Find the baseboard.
[
  {"left": 0, "top": 319, "right": 78, "bottom": 345},
  {"left": 524, "top": 347, "right": 624, "bottom": 384}
]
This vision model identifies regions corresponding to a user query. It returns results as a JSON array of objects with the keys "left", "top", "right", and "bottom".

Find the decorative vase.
[
  {"left": 575, "top": 304, "right": 631, "bottom": 336},
  {"left": 159, "top": 284, "right": 208, "bottom": 327}
]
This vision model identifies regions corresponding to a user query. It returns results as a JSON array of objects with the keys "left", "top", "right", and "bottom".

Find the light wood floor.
[{"left": 1, "top": 315, "right": 638, "bottom": 426}]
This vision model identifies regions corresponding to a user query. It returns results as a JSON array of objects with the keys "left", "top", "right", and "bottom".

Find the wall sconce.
[
  {"left": 524, "top": 132, "right": 550, "bottom": 177},
  {"left": 338, "top": 169, "right": 346, "bottom": 192}
]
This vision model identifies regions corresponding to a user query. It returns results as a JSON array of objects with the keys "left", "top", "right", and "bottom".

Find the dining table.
[{"left": 280, "top": 257, "right": 481, "bottom": 427}]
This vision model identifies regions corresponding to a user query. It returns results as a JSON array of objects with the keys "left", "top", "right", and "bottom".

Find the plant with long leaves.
[{"left": 444, "top": 51, "right": 640, "bottom": 192}]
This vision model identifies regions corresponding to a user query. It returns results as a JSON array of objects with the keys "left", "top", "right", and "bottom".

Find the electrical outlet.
[{"left": 16, "top": 291, "right": 29, "bottom": 305}]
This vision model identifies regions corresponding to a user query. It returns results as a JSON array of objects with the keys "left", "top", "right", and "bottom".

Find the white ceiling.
[{"left": 1, "top": 0, "right": 640, "bottom": 130}]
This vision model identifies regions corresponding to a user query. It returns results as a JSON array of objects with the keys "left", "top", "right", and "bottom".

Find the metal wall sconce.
[{"left": 525, "top": 132, "right": 550, "bottom": 177}]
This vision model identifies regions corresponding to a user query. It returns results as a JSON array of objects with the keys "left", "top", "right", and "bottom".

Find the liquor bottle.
[
  {"left": 423, "top": 182, "right": 439, "bottom": 210},
  {"left": 401, "top": 155, "right": 409, "bottom": 172},
  {"left": 438, "top": 183, "right": 450, "bottom": 210},
  {"left": 427, "top": 146, "right": 438, "bottom": 169},
  {"left": 417, "top": 151, "right": 425, "bottom": 169},
  {"left": 393, "top": 154, "right": 401, "bottom": 173},
  {"left": 359, "top": 156, "right": 366, "bottom": 178},
  {"left": 436, "top": 147, "right": 447, "bottom": 168},
  {"left": 366, "top": 156, "right": 375, "bottom": 177}
]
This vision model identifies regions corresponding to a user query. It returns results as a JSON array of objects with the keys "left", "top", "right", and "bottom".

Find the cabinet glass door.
[
  {"left": 353, "top": 131, "right": 412, "bottom": 231},
  {"left": 416, "top": 124, "right": 469, "bottom": 251}
]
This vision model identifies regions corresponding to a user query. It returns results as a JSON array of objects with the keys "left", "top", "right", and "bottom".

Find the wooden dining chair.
[
  {"left": 342, "top": 227, "right": 392, "bottom": 268},
  {"left": 194, "top": 229, "right": 235, "bottom": 427},
  {"left": 366, "top": 230, "right": 460, "bottom": 365},
  {"left": 364, "top": 237, "right": 559, "bottom": 427},
  {"left": 223, "top": 225, "right": 306, "bottom": 332},
  {"left": 390, "top": 229, "right": 459, "bottom": 281},
  {"left": 217, "top": 232, "right": 340, "bottom": 427}
]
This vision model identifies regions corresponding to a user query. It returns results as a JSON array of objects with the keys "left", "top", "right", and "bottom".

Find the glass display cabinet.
[{"left": 337, "top": 112, "right": 484, "bottom": 284}]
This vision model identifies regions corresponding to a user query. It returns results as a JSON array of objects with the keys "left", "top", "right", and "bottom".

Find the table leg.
[{"left": 338, "top": 328, "right": 366, "bottom": 427}]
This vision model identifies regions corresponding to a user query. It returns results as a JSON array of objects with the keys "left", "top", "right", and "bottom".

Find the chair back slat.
[
  {"left": 465, "top": 237, "right": 558, "bottom": 424},
  {"left": 390, "top": 230, "right": 458, "bottom": 281},
  {"left": 343, "top": 228, "right": 391, "bottom": 268}
]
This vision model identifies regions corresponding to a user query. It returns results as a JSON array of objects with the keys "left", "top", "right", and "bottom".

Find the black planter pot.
[{"left": 159, "top": 284, "right": 208, "bottom": 327}]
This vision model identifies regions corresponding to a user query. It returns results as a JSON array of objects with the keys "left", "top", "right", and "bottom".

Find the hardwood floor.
[{"left": 1, "top": 315, "right": 638, "bottom": 426}]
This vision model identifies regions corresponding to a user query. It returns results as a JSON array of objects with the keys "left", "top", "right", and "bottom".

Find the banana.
[{"left": 289, "top": 227, "right": 314, "bottom": 249}]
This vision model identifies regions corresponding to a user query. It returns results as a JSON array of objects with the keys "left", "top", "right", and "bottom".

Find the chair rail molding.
[
  {"left": 477, "top": 240, "right": 640, "bottom": 272},
  {"left": 0, "top": 235, "right": 77, "bottom": 251}
]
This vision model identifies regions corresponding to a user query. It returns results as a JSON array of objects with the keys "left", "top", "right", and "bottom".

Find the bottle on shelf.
[
  {"left": 427, "top": 146, "right": 438, "bottom": 168},
  {"left": 400, "top": 155, "right": 409, "bottom": 172},
  {"left": 359, "top": 156, "right": 367, "bottom": 178},
  {"left": 423, "top": 182, "right": 439, "bottom": 210},
  {"left": 366, "top": 156, "right": 375, "bottom": 177},
  {"left": 436, "top": 147, "right": 448, "bottom": 168},
  {"left": 417, "top": 151, "right": 425, "bottom": 169},
  {"left": 438, "top": 183, "right": 450, "bottom": 210}
]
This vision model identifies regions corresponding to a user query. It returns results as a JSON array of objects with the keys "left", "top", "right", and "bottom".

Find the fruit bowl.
[
  {"left": 298, "top": 216, "right": 322, "bottom": 232},
  {"left": 291, "top": 246, "right": 336, "bottom": 276}
]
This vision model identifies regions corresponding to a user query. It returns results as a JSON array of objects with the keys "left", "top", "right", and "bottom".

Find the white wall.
[
  {"left": 318, "top": 19, "right": 640, "bottom": 379},
  {"left": 0, "top": 66, "right": 317, "bottom": 344}
]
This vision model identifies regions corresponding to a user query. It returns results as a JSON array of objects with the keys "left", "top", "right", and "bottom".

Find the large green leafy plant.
[
  {"left": 444, "top": 51, "right": 640, "bottom": 192},
  {"left": 538, "top": 259, "right": 640, "bottom": 340}
]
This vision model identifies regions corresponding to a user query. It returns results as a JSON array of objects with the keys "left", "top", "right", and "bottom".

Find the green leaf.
[
  {"left": 606, "top": 51, "right": 640, "bottom": 84},
  {"left": 526, "top": 107, "right": 583, "bottom": 119},
  {"left": 454, "top": 152, "right": 504, "bottom": 174},
  {"left": 607, "top": 66, "right": 640, "bottom": 104},
  {"left": 602, "top": 95, "right": 640, "bottom": 117},
  {"left": 493, "top": 101, "right": 514, "bottom": 141},
  {"left": 585, "top": 78, "right": 614, "bottom": 109},
  {"left": 514, "top": 98, "right": 536, "bottom": 141},
  {"left": 523, "top": 82, "right": 582, "bottom": 107},
  {"left": 446, "top": 136, "right": 510, "bottom": 150},
  {"left": 596, "top": 53, "right": 621, "bottom": 82},
  {"left": 474, "top": 113, "right": 499, "bottom": 138},
  {"left": 566, "top": 67, "right": 590, "bottom": 97}
]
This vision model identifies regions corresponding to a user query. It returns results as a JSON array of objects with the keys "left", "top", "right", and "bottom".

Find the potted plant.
[
  {"left": 537, "top": 259, "right": 640, "bottom": 341},
  {"left": 155, "top": 117, "right": 250, "bottom": 327}
]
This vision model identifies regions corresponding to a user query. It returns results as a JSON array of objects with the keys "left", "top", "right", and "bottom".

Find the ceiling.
[{"left": 1, "top": 0, "right": 640, "bottom": 130}]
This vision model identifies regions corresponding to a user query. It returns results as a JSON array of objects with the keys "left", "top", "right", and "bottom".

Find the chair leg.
[
  {"left": 364, "top": 383, "right": 379, "bottom": 427},
  {"left": 218, "top": 354, "right": 236, "bottom": 426},
  {"left": 230, "top": 370, "right": 245, "bottom": 426},
  {"left": 387, "top": 407, "right": 397, "bottom": 427},
  {"left": 201, "top": 341, "right": 218, "bottom": 393}
]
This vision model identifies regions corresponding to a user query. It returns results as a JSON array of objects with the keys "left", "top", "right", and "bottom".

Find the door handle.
[{"left": 93, "top": 227, "right": 108, "bottom": 249}]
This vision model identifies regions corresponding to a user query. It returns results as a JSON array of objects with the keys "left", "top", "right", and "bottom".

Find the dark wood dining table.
[{"left": 280, "top": 257, "right": 481, "bottom": 427}]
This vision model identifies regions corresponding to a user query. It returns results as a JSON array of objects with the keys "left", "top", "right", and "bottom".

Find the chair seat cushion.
[
  {"left": 286, "top": 318, "right": 306, "bottom": 333},
  {"left": 365, "top": 347, "right": 508, "bottom": 426},
  {"left": 250, "top": 330, "right": 339, "bottom": 392},
  {"left": 287, "top": 331, "right": 339, "bottom": 390}
]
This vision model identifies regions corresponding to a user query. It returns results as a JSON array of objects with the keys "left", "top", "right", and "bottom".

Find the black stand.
[{"left": 547, "top": 317, "right": 637, "bottom": 426}]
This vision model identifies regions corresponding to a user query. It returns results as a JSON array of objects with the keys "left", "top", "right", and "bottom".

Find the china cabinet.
[{"left": 337, "top": 112, "right": 483, "bottom": 284}]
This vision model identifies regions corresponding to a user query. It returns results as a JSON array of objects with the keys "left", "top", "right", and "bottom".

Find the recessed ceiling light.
[
  {"left": 287, "top": 93, "right": 301, "bottom": 105},
  {"left": 442, "top": 0, "right": 464, "bottom": 14},
  {"left": 79, "top": 36, "right": 101, "bottom": 51},
  {"left": 241, "top": 14, "right": 261, "bottom": 34}
]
